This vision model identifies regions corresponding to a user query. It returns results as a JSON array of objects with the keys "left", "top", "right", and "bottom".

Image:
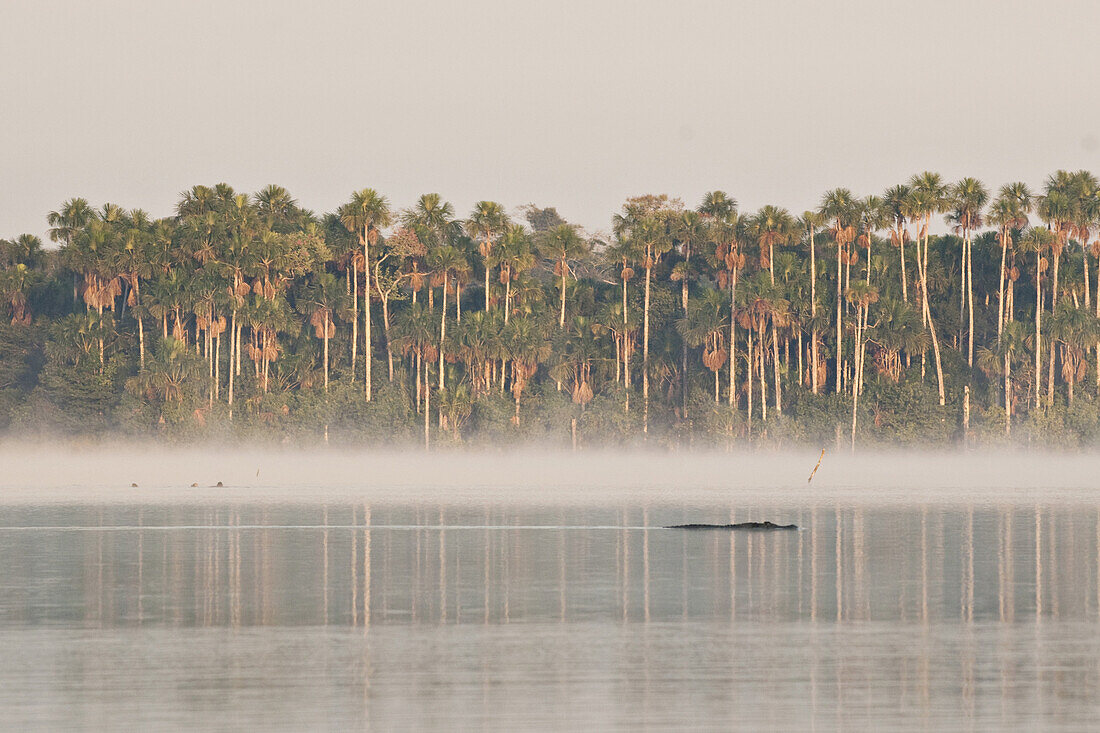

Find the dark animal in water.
[{"left": 665, "top": 521, "right": 798, "bottom": 530}]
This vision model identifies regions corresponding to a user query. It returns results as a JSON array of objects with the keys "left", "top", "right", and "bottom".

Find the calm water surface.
[{"left": 2, "top": 496, "right": 1100, "bottom": 730}]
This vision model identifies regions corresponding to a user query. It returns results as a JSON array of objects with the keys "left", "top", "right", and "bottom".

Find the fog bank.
[{"left": 0, "top": 443, "right": 1097, "bottom": 508}]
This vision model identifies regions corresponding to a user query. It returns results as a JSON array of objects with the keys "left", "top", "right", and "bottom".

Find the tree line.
[{"left": 3, "top": 172, "right": 1100, "bottom": 448}]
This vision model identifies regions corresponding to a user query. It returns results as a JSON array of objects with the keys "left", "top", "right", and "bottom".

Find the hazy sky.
[{"left": 3, "top": 0, "right": 1100, "bottom": 239}]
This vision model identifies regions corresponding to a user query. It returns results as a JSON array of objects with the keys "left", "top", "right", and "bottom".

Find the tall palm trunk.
[
  {"left": 997, "top": 228, "right": 1008, "bottom": 343},
  {"left": 1004, "top": 350, "right": 1011, "bottom": 435},
  {"left": 771, "top": 319, "right": 782, "bottom": 415},
  {"left": 918, "top": 220, "right": 947, "bottom": 405},
  {"left": 729, "top": 267, "right": 738, "bottom": 407},
  {"left": 214, "top": 330, "right": 220, "bottom": 401},
  {"left": 485, "top": 264, "right": 491, "bottom": 312},
  {"left": 378, "top": 280, "right": 394, "bottom": 382},
  {"left": 1096, "top": 252, "right": 1100, "bottom": 391},
  {"left": 758, "top": 324, "right": 767, "bottom": 422},
  {"left": 899, "top": 225, "right": 909, "bottom": 303},
  {"left": 228, "top": 310, "right": 236, "bottom": 415},
  {"left": 351, "top": 266, "right": 358, "bottom": 383},
  {"left": 1035, "top": 250, "right": 1042, "bottom": 410},
  {"left": 424, "top": 358, "right": 431, "bottom": 450},
  {"left": 746, "top": 328, "right": 753, "bottom": 431},
  {"left": 850, "top": 302, "right": 863, "bottom": 451},
  {"left": 415, "top": 350, "right": 422, "bottom": 413},
  {"left": 681, "top": 275, "right": 689, "bottom": 418},
  {"left": 623, "top": 276, "right": 631, "bottom": 411},
  {"left": 559, "top": 261, "right": 567, "bottom": 329},
  {"left": 643, "top": 259, "right": 652, "bottom": 434},
  {"left": 967, "top": 229, "right": 975, "bottom": 367},
  {"left": 960, "top": 234, "right": 968, "bottom": 349},
  {"left": 323, "top": 323, "right": 330, "bottom": 394},
  {"left": 504, "top": 267, "right": 511, "bottom": 325},
  {"left": 439, "top": 273, "right": 448, "bottom": 391},
  {"left": 363, "top": 231, "right": 372, "bottom": 402},
  {"left": 810, "top": 229, "right": 818, "bottom": 394},
  {"left": 835, "top": 240, "right": 843, "bottom": 394}
]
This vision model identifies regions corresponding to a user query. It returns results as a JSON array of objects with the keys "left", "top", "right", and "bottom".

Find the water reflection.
[{"left": 3, "top": 502, "right": 1100, "bottom": 728}]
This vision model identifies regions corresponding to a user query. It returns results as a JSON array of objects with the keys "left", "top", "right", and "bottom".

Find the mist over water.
[
  {"left": 3, "top": 445, "right": 1100, "bottom": 729},
  {"left": 3, "top": 444, "right": 1100, "bottom": 504}
]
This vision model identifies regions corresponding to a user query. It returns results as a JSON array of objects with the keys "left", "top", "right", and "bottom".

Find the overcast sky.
[{"left": 3, "top": 0, "right": 1100, "bottom": 240}]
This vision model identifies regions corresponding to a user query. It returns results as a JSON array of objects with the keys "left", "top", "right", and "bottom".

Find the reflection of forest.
[
  {"left": 5, "top": 503, "right": 1100, "bottom": 726},
  {"left": 5, "top": 504, "right": 1099, "bottom": 629}
]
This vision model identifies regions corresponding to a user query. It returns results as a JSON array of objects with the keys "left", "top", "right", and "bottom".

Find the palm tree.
[
  {"left": 1001, "top": 320, "right": 1027, "bottom": 434},
  {"left": 536, "top": 224, "right": 590, "bottom": 329},
  {"left": 948, "top": 178, "right": 989, "bottom": 367},
  {"left": 254, "top": 184, "right": 301, "bottom": 232},
  {"left": 856, "top": 196, "right": 887, "bottom": 287},
  {"left": 48, "top": 197, "right": 95, "bottom": 307},
  {"left": 505, "top": 315, "right": 550, "bottom": 425},
  {"left": 672, "top": 210, "right": 709, "bottom": 415},
  {"left": 820, "top": 188, "right": 858, "bottom": 395},
  {"left": 298, "top": 272, "right": 346, "bottom": 393},
  {"left": 988, "top": 183, "right": 1032, "bottom": 343},
  {"left": 1037, "top": 179, "right": 1074, "bottom": 309},
  {"left": 613, "top": 198, "right": 678, "bottom": 434},
  {"left": 1, "top": 234, "right": 44, "bottom": 269},
  {"left": 1048, "top": 301, "right": 1097, "bottom": 406},
  {"left": 752, "top": 205, "right": 794, "bottom": 285},
  {"left": 604, "top": 234, "right": 641, "bottom": 409},
  {"left": 490, "top": 223, "right": 535, "bottom": 325},
  {"left": 466, "top": 201, "right": 508, "bottom": 312},
  {"left": 393, "top": 303, "right": 438, "bottom": 419},
  {"left": 402, "top": 194, "right": 458, "bottom": 307},
  {"left": 1019, "top": 227, "right": 1054, "bottom": 409},
  {"left": 1067, "top": 171, "right": 1098, "bottom": 310},
  {"left": 339, "top": 189, "right": 392, "bottom": 402},
  {"left": 677, "top": 288, "right": 730, "bottom": 402},
  {"left": 908, "top": 172, "right": 949, "bottom": 406},
  {"left": 883, "top": 184, "right": 914, "bottom": 303},
  {"left": 800, "top": 211, "right": 825, "bottom": 393},
  {"left": 427, "top": 243, "right": 468, "bottom": 392},
  {"left": 845, "top": 280, "right": 879, "bottom": 449}
]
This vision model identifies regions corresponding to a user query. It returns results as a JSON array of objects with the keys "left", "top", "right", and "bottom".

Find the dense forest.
[{"left": 3, "top": 171, "right": 1100, "bottom": 448}]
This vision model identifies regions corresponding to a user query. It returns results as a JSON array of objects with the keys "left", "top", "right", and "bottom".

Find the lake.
[{"left": 1, "top": 449, "right": 1099, "bottom": 729}]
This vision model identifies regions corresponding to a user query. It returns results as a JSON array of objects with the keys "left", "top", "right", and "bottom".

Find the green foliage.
[{"left": 7, "top": 176, "right": 1100, "bottom": 448}]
